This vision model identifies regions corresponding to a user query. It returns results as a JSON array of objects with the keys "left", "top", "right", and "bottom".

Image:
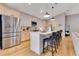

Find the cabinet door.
[{"left": 2, "top": 37, "right": 11, "bottom": 49}]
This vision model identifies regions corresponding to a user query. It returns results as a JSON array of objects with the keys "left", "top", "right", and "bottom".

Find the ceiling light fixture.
[
  {"left": 51, "top": 17, "right": 55, "bottom": 21},
  {"left": 44, "top": 12, "right": 50, "bottom": 17},
  {"left": 52, "top": 6, "right": 54, "bottom": 8},
  {"left": 44, "top": 4, "right": 50, "bottom": 18}
]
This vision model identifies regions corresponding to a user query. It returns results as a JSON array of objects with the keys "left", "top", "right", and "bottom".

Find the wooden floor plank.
[{"left": 0, "top": 37, "right": 75, "bottom": 56}]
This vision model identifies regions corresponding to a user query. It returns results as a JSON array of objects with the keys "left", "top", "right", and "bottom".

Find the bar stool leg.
[
  {"left": 47, "top": 42, "right": 48, "bottom": 50},
  {"left": 55, "top": 42, "right": 57, "bottom": 53},
  {"left": 43, "top": 40, "right": 45, "bottom": 53},
  {"left": 56, "top": 38, "right": 58, "bottom": 49},
  {"left": 58, "top": 38, "right": 60, "bottom": 45},
  {"left": 52, "top": 42, "right": 54, "bottom": 56}
]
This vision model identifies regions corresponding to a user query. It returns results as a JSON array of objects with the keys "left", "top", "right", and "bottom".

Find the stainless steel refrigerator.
[{"left": 0, "top": 15, "right": 21, "bottom": 49}]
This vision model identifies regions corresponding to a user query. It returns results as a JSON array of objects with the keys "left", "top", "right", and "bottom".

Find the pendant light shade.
[
  {"left": 44, "top": 12, "right": 50, "bottom": 17},
  {"left": 51, "top": 17, "right": 55, "bottom": 21}
]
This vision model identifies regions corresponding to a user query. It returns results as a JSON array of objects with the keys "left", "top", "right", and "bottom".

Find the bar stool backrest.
[
  {"left": 57, "top": 31, "right": 60, "bottom": 39},
  {"left": 52, "top": 32, "right": 58, "bottom": 40},
  {"left": 60, "top": 30, "right": 62, "bottom": 36}
]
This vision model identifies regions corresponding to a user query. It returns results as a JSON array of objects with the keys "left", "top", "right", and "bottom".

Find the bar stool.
[
  {"left": 57, "top": 30, "right": 62, "bottom": 48},
  {"left": 43, "top": 37, "right": 49, "bottom": 53},
  {"left": 43, "top": 35, "right": 53, "bottom": 53},
  {"left": 43, "top": 32, "right": 57, "bottom": 56},
  {"left": 60, "top": 30, "right": 62, "bottom": 41},
  {"left": 55, "top": 31, "right": 60, "bottom": 49}
]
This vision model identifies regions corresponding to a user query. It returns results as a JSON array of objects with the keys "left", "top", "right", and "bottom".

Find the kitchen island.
[{"left": 30, "top": 31, "right": 56, "bottom": 55}]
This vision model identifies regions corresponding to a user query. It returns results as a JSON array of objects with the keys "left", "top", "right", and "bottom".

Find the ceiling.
[{"left": 4, "top": 3, "right": 79, "bottom": 20}]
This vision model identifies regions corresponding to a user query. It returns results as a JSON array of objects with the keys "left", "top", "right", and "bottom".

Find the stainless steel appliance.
[{"left": 0, "top": 15, "right": 21, "bottom": 49}]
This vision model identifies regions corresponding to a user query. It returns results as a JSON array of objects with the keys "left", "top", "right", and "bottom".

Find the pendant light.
[
  {"left": 50, "top": 6, "right": 55, "bottom": 20},
  {"left": 44, "top": 12, "right": 50, "bottom": 17},
  {"left": 51, "top": 17, "right": 55, "bottom": 21},
  {"left": 44, "top": 4, "right": 50, "bottom": 18}
]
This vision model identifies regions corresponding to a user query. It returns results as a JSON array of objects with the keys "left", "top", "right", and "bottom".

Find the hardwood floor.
[{"left": 0, "top": 37, "right": 75, "bottom": 56}]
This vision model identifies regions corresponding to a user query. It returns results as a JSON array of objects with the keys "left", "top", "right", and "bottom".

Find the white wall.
[
  {"left": 55, "top": 13, "right": 65, "bottom": 38},
  {"left": 66, "top": 14, "right": 79, "bottom": 32}
]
